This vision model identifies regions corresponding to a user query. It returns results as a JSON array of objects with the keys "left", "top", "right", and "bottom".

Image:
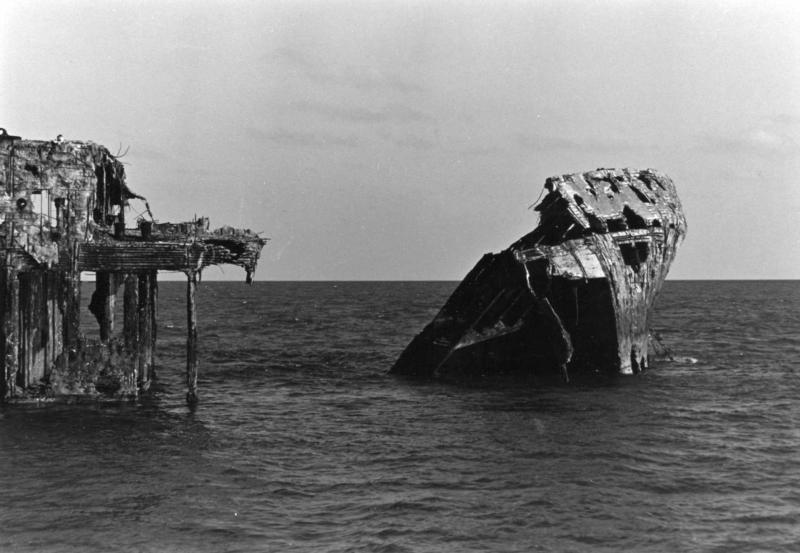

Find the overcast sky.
[{"left": 3, "top": 0, "right": 799, "bottom": 280}]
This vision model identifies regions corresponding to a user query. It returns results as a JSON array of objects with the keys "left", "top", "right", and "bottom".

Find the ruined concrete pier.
[{"left": 0, "top": 131, "right": 267, "bottom": 402}]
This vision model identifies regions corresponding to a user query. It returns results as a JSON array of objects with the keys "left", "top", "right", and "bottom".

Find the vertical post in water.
[
  {"left": 137, "top": 272, "right": 152, "bottom": 388},
  {"left": 3, "top": 268, "right": 19, "bottom": 399},
  {"left": 19, "top": 273, "right": 31, "bottom": 389},
  {"left": 49, "top": 270, "right": 63, "bottom": 380},
  {"left": 186, "top": 270, "right": 198, "bottom": 405},
  {"left": 95, "top": 271, "right": 115, "bottom": 342},
  {"left": 63, "top": 243, "right": 81, "bottom": 356},
  {"left": 150, "top": 270, "right": 158, "bottom": 381},
  {"left": 123, "top": 274, "right": 140, "bottom": 380}
]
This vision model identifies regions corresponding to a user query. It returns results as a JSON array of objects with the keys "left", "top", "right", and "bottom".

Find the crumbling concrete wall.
[
  {"left": 1, "top": 133, "right": 267, "bottom": 403},
  {"left": 1, "top": 136, "right": 120, "bottom": 399},
  {"left": 1, "top": 138, "right": 125, "bottom": 267}
]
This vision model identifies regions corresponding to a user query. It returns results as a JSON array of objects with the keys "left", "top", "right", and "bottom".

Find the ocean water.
[{"left": 0, "top": 280, "right": 798, "bottom": 552}]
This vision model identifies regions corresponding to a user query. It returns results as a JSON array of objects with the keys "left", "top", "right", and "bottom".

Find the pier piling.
[{"left": 186, "top": 271, "right": 199, "bottom": 404}]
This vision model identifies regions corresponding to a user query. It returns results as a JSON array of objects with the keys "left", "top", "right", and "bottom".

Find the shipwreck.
[
  {"left": 0, "top": 129, "right": 266, "bottom": 403},
  {"left": 391, "top": 168, "right": 686, "bottom": 382}
]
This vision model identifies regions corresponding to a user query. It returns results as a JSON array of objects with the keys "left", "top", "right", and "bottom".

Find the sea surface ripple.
[{"left": 0, "top": 281, "right": 798, "bottom": 552}]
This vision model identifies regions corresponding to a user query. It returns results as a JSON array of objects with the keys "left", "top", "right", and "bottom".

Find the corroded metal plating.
[{"left": 391, "top": 168, "right": 686, "bottom": 381}]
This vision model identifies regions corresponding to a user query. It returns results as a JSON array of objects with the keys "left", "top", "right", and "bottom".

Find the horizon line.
[{"left": 88, "top": 278, "right": 800, "bottom": 282}]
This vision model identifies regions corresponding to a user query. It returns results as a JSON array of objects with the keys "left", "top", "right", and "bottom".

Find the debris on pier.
[
  {"left": 390, "top": 168, "right": 686, "bottom": 382},
  {"left": 0, "top": 131, "right": 267, "bottom": 403}
]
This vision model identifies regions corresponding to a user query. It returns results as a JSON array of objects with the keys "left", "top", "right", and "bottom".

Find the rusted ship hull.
[{"left": 390, "top": 168, "right": 686, "bottom": 382}]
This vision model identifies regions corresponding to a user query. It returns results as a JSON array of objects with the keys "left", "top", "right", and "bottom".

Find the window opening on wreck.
[
  {"left": 635, "top": 241, "right": 649, "bottom": 261},
  {"left": 619, "top": 243, "right": 637, "bottom": 266},
  {"left": 622, "top": 205, "right": 647, "bottom": 229},
  {"left": 54, "top": 197, "right": 67, "bottom": 230},
  {"left": 619, "top": 241, "right": 650, "bottom": 268},
  {"left": 541, "top": 214, "right": 582, "bottom": 243},
  {"left": 94, "top": 166, "right": 113, "bottom": 225},
  {"left": 607, "top": 218, "right": 627, "bottom": 232},
  {"left": 30, "top": 190, "right": 54, "bottom": 229},
  {"left": 94, "top": 164, "right": 106, "bottom": 224},
  {"left": 93, "top": 160, "right": 125, "bottom": 225}
]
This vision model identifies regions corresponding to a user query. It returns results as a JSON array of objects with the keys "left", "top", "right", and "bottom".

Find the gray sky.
[{"left": 3, "top": 0, "right": 799, "bottom": 280}]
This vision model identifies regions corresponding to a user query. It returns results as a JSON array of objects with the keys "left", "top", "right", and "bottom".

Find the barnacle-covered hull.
[{"left": 390, "top": 168, "right": 686, "bottom": 382}]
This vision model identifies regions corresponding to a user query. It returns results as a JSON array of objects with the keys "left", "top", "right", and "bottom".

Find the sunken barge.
[
  {"left": 391, "top": 168, "right": 686, "bottom": 382},
  {"left": 0, "top": 130, "right": 266, "bottom": 403}
]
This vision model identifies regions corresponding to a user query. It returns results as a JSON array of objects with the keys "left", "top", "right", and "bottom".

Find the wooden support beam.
[{"left": 186, "top": 271, "right": 198, "bottom": 404}]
